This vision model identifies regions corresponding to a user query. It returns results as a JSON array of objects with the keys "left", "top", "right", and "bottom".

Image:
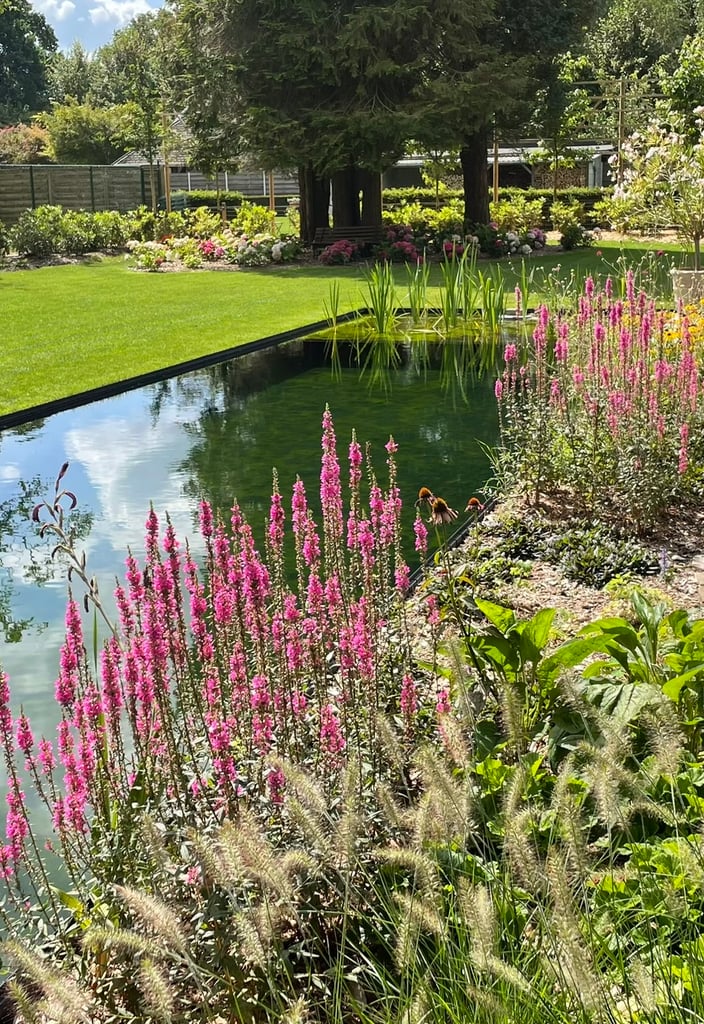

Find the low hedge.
[{"left": 382, "top": 186, "right": 612, "bottom": 228}]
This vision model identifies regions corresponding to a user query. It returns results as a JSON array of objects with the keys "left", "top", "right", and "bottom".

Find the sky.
[{"left": 34, "top": 0, "right": 165, "bottom": 52}]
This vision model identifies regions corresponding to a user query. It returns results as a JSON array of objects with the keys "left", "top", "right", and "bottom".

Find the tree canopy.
[{"left": 0, "top": 0, "right": 57, "bottom": 125}]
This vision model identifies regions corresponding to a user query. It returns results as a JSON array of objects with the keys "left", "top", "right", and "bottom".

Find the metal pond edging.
[{"left": 0, "top": 311, "right": 366, "bottom": 433}]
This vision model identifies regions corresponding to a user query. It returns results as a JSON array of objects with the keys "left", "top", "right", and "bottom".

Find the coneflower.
[
  {"left": 414, "top": 486, "right": 434, "bottom": 508},
  {"left": 430, "top": 497, "right": 457, "bottom": 525},
  {"left": 465, "top": 496, "right": 485, "bottom": 513}
]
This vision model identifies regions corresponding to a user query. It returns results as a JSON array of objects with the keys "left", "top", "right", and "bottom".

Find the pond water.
[{"left": 0, "top": 332, "right": 499, "bottom": 821}]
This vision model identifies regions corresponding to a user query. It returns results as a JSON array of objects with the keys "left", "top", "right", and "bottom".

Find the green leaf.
[
  {"left": 539, "top": 634, "right": 613, "bottom": 686},
  {"left": 662, "top": 663, "right": 704, "bottom": 701},
  {"left": 523, "top": 607, "right": 556, "bottom": 655},
  {"left": 474, "top": 597, "right": 516, "bottom": 635}
]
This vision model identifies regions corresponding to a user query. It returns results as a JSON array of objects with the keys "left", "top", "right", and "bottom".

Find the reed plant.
[
  {"left": 361, "top": 261, "right": 399, "bottom": 337},
  {"left": 405, "top": 258, "right": 430, "bottom": 326}
]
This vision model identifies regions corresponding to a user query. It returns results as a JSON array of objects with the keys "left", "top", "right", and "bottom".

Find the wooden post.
[
  {"left": 267, "top": 170, "right": 276, "bottom": 212},
  {"left": 617, "top": 77, "right": 626, "bottom": 186},
  {"left": 492, "top": 124, "right": 500, "bottom": 204},
  {"left": 161, "top": 105, "right": 171, "bottom": 212}
]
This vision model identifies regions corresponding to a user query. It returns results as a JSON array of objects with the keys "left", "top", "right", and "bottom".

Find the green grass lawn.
[{"left": 1, "top": 238, "right": 686, "bottom": 418}]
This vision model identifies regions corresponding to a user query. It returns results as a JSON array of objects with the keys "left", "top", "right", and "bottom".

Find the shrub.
[
  {"left": 184, "top": 205, "right": 223, "bottom": 239},
  {"left": 490, "top": 194, "right": 545, "bottom": 234},
  {"left": 9, "top": 205, "right": 64, "bottom": 258},
  {"left": 229, "top": 199, "right": 277, "bottom": 236},
  {"left": 126, "top": 239, "right": 169, "bottom": 271},
  {"left": 374, "top": 223, "right": 423, "bottom": 262},
  {"left": 319, "top": 238, "right": 360, "bottom": 264}
]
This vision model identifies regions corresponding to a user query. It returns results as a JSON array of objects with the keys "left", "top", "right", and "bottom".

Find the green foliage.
[
  {"left": 0, "top": 0, "right": 56, "bottom": 124},
  {"left": 8, "top": 205, "right": 132, "bottom": 257},
  {"left": 183, "top": 205, "right": 223, "bottom": 239},
  {"left": 489, "top": 194, "right": 545, "bottom": 234},
  {"left": 47, "top": 41, "right": 96, "bottom": 106},
  {"left": 229, "top": 199, "right": 277, "bottom": 236},
  {"left": 9, "top": 204, "right": 64, "bottom": 258},
  {"left": 180, "top": 189, "right": 245, "bottom": 206},
  {"left": 38, "top": 100, "right": 138, "bottom": 164},
  {"left": 125, "top": 205, "right": 188, "bottom": 242}
]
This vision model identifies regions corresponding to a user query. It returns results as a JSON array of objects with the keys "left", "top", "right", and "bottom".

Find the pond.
[{"left": 0, "top": 329, "right": 500, "bottom": 822}]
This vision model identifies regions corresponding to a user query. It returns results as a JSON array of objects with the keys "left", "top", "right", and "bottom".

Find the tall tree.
[
  {"left": 47, "top": 41, "right": 96, "bottom": 105},
  {"left": 38, "top": 100, "right": 136, "bottom": 163},
  {"left": 174, "top": 0, "right": 500, "bottom": 237},
  {"left": 0, "top": 0, "right": 57, "bottom": 125},
  {"left": 443, "top": 0, "right": 600, "bottom": 226},
  {"left": 92, "top": 11, "right": 180, "bottom": 209}
]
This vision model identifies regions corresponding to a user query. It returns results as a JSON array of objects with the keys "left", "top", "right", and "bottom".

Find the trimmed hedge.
[
  {"left": 173, "top": 190, "right": 297, "bottom": 217},
  {"left": 382, "top": 186, "right": 612, "bottom": 228}
]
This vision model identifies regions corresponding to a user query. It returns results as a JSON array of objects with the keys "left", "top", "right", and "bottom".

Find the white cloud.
[
  {"left": 34, "top": 0, "right": 76, "bottom": 21},
  {"left": 89, "top": 0, "right": 154, "bottom": 26},
  {"left": 0, "top": 464, "right": 21, "bottom": 483}
]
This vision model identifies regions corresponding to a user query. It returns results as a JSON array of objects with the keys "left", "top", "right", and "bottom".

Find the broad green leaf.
[
  {"left": 662, "top": 663, "right": 704, "bottom": 701},
  {"left": 523, "top": 607, "right": 556, "bottom": 654},
  {"left": 474, "top": 597, "right": 516, "bottom": 635}
]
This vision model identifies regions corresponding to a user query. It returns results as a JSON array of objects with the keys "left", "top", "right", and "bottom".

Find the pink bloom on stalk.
[
  {"left": 655, "top": 360, "right": 671, "bottom": 384},
  {"left": 626, "top": 269, "right": 635, "bottom": 305},
  {"left": 605, "top": 276, "right": 613, "bottom": 299},
  {"left": 494, "top": 379, "right": 504, "bottom": 400},
  {"left": 594, "top": 321, "right": 605, "bottom": 345},
  {"left": 395, "top": 562, "right": 411, "bottom": 594},
  {"left": 302, "top": 515, "right": 321, "bottom": 566},
  {"left": 348, "top": 437, "right": 363, "bottom": 489},
  {"left": 290, "top": 690, "right": 307, "bottom": 720},
  {"left": 6, "top": 787, "right": 28, "bottom": 858},
  {"left": 414, "top": 513, "right": 428, "bottom": 555},
  {"left": 250, "top": 674, "right": 271, "bottom": 711},
  {"left": 385, "top": 436, "right": 398, "bottom": 454},
  {"left": 55, "top": 599, "right": 83, "bottom": 707},
  {"left": 554, "top": 323, "right": 569, "bottom": 362},
  {"left": 185, "top": 865, "right": 202, "bottom": 886},
  {"left": 267, "top": 766, "right": 286, "bottom": 806},
  {"left": 400, "top": 673, "right": 417, "bottom": 719},
  {"left": 0, "top": 672, "right": 11, "bottom": 738},
  {"left": 145, "top": 507, "right": 159, "bottom": 556},
  {"left": 252, "top": 713, "right": 273, "bottom": 754},
  {"left": 291, "top": 478, "right": 308, "bottom": 537},
  {"left": 549, "top": 379, "right": 561, "bottom": 404},
  {"left": 198, "top": 500, "right": 214, "bottom": 538},
  {"left": 320, "top": 704, "right": 346, "bottom": 758},
  {"left": 679, "top": 423, "right": 689, "bottom": 475},
  {"left": 268, "top": 491, "right": 285, "bottom": 551},
  {"left": 436, "top": 687, "right": 451, "bottom": 715},
  {"left": 504, "top": 343, "right": 517, "bottom": 363},
  {"left": 321, "top": 408, "right": 343, "bottom": 539},
  {"left": 306, "top": 572, "right": 324, "bottom": 615},
  {"left": 426, "top": 595, "right": 440, "bottom": 626},
  {"left": 585, "top": 276, "right": 595, "bottom": 299},
  {"left": 15, "top": 714, "right": 34, "bottom": 757},
  {"left": 0, "top": 845, "right": 14, "bottom": 880},
  {"left": 325, "top": 574, "right": 343, "bottom": 616},
  {"left": 37, "top": 738, "right": 55, "bottom": 774}
]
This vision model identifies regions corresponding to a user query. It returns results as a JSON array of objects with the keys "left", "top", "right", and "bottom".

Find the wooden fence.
[
  {"left": 0, "top": 164, "right": 300, "bottom": 225},
  {"left": 0, "top": 165, "right": 158, "bottom": 225}
]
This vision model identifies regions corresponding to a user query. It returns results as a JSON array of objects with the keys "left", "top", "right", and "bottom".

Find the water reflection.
[{"left": 0, "top": 335, "right": 499, "bottom": 818}]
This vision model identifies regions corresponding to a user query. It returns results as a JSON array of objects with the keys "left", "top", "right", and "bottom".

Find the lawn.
[{"left": 1, "top": 238, "right": 684, "bottom": 419}]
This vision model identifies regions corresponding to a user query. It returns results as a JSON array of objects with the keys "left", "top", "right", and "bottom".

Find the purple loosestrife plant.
[
  {"left": 494, "top": 274, "right": 704, "bottom": 529},
  {"left": 0, "top": 409, "right": 430, "bottom": 936}
]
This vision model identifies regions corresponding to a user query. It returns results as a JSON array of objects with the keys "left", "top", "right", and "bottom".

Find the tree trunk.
[
  {"left": 332, "top": 166, "right": 360, "bottom": 226},
  {"left": 358, "top": 168, "right": 382, "bottom": 226},
  {"left": 298, "top": 164, "right": 330, "bottom": 243},
  {"left": 460, "top": 128, "right": 490, "bottom": 229}
]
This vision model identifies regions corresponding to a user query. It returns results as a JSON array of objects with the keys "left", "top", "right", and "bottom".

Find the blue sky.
[{"left": 34, "top": 0, "right": 164, "bottom": 52}]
